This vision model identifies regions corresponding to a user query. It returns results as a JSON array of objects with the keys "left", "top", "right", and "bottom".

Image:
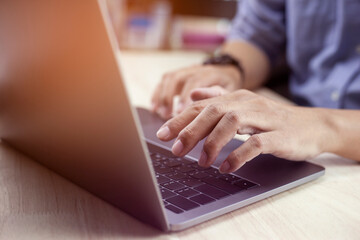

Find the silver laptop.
[{"left": 0, "top": 0, "right": 325, "bottom": 231}]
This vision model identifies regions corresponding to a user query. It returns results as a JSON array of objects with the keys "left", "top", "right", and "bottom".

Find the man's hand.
[
  {"left": 151, "top": 64, "right": 242, "bottom": 119},
  {"left": 190, "top": 85, "right": 229, "bottom": 101},
  {"left": 156, "top": 90, "right": 334, "bottom": 173}
]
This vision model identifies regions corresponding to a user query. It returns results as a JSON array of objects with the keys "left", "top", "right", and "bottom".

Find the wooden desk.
[{"left": 0, "top": 50, "right": 359, "bottom": 239}]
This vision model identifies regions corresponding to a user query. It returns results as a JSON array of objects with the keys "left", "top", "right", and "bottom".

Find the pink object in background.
[
  {"left": 170, "top": 16, "right": 230, "bottom": 52},
  {"left": 182, "top": 31, "right": 226, "bottom": 51}
]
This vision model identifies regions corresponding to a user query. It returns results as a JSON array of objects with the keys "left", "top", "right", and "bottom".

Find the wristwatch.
[{"left": 203, "top": 54, "right": 245, "bottom": 81}]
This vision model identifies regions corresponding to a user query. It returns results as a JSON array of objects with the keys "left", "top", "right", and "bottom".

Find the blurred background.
[{"left": 106, "top": 0, "right": 237, "bottom": 52}]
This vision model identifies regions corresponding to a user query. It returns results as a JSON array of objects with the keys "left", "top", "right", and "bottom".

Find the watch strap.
[{"left": 203, "top": 54, "right": 245, "bottom": 81}]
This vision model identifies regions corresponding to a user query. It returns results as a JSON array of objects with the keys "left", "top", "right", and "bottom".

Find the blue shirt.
[{"left": 228, "top": 0, "right": 360, "bottom": 109}]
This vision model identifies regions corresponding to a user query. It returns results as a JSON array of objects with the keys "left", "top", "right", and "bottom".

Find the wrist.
[
  {"left": 203, "top": 54, "right": 245, "bottom": 89},
  {"left": 314, "top": 108, "right": 341, "bottom": 154},
  {"left": 219, "top": 65, "right": 244, "bottom": 89}
]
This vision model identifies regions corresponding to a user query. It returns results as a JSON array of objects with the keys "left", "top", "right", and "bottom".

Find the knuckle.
[
  {"left": 173, "top": 75, "right": 185, "bottom": 84},
  {"left": 180, "top": 127, "right": 195, "bottom": 140},
  {"left": 205, "top": 103, "right": 223, "bottom": 116},
  {"left": 180, "top": 79, "right": 199, "bottom": 97},
  {"left": 250, "top": 96, "right": 266, "bottom": 106},
  {"left": 164, "top": 93, "right": 173, "bottom": 103},
  {"left": 224, "top": 111, "right": 241, "bottom": 125},
  {"left": 249, "top": 135, "right": 264, "bottom": 150},
  {"left": 166, "top": 120, "right": 183, "bottom": 136},
  {"left": 237, "top": 89, "right": 252, "bottom": 96},
  {"left": 162, "top": 72, "right": 173, "bottom": 82},
  {"left": 204, "top": 137, "right": 219, "bottom": 154},
  {"left": 158, "top": 95, "right": 166, "bottom": 104},
  {"left": 228, "top": 150, "right": 239, "bottom": 160},
  {"left": 160, "top": 95, "right": 171, "bottom": 106},
  {"left": 227, "top": 151, "right": 243, "bottom": 166},
  {"left": 187, "top": 75, "right": 200, "bottom": 83},
  {"left": 163, "top": 72, "right": 184, "bottom": 85},
  {"left": 189, "top": 101, "right": 205, "bottom": 113}
]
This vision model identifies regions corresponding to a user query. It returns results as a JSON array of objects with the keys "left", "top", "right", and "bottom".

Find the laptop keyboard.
[{"left": 150, "top": 151, "right": 259, "bottom": 214}]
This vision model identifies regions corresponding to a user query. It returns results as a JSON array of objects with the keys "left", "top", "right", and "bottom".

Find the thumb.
[{"left": 190, "top": 86, "right": 229, "bottom": 101}]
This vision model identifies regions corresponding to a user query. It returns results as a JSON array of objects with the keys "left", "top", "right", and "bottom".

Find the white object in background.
[
  {"left": 150, "top": 1, "right": 171, "bottom": 49},
  {"left": 126, "top": 1, "right": 171, "bottom": 50},
  {"left": 127, "top": 15, "right": 153, "bottom": 49}
]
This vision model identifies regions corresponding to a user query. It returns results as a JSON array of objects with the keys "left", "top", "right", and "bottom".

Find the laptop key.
[
  {"left": 219, "top": 174, "right": 241, "bottom": 183},
  {"left": 175, "top": 188, "right": 199, "bottom": 198},
  {"left": 152, "top": 162, "right": 161, "bottom": 167},
  {"left": 180, "top": 158, "right": 194, "bottom": 165},
  {"left": 167, "top": 196, "right": 200, "bottom": 211},
  {"left": 163, "top": 159, "right": 182, "bottom": 168},
  {"left": 194, "top": 184, "right": 229, "bottom": 199},
  {"left": 190, "top": 194, "right": 215, "bottom": 205},
  {"left": 156, "top": 175, "right": 171, "bottom": 184},
  {"left": 165, "top": 204, "right": 184, "bottom": 214},
  {"left": 160, "top": 188, "right": 177, "bottom": 199},
  {"left": 150, "top": 153, "right": 162, "bottom": 160},
  {"left": 165, "top": 172, "right": 187, "bottom": 180},
  {"left": 178, "top": 178, "right": 203, "bottom": 187},
  {"left": 161, "top": 181, "right": 186, "bottom": 191},
  {"left": 189, "top": 163, "right": 209, "bottom": 171},
  {"left": 176, "top": 165, "right": 195, "bottom": 173},
  {"left": 204, "top": 168, "right": 222, "bottom": 177},
  {"left": 234, "top": 179, "right": 258, "bottom": 189},
  {"left": 202, "top": 177, "right": 244, "bottom": 194},
  {"left": 154, "top": 166, "right": 173, "bottom": 174},
  {"left": 189, "top": 171, "right": 210, "bottom": 179}
]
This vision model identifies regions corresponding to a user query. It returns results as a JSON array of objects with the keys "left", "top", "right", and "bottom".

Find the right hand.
[{"left": 151, "top": 64, "right": 243, "bottom": 119}]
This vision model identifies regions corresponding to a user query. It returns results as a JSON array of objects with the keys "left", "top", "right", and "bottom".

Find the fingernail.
[
  {"left": 198, "top": 151, "right": 208, "bottom": 166},
  {"left": 172, "top": 139, "right": 184, "bottom": 156},
  {"left": 219, "top": 161, "right": 230, "bottom": 173},
  {"left": 156, "top": 126, "right": 170, "bottom": 139}
]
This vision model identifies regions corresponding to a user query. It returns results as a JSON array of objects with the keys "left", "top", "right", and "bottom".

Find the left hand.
[{"left": 156, "top": 89, "right": 333, "bottom": 173}]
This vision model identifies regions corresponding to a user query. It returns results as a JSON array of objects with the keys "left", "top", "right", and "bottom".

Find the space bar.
[
  {"left": 167, "top": 196, "right": 200, "bottom": 211},
  {"left": 202, "top": 177, "right": 244, "bottom": 194}
]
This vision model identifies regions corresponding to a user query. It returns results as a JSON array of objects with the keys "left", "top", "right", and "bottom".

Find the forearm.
[
  {"left": 221, "top": 40, "right": 271, "bottom": 90},
  {"left": 318, "top": 108, "right": 360, "bottom": 161}
]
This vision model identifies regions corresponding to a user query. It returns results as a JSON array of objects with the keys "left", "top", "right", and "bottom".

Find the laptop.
[{"left": 0, "top": 0, "right": 325, "bottom": 231}]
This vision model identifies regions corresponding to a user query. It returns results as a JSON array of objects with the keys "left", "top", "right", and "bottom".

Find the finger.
[
  {"left": 176, "top": 85, "right": 227, "bottom": 114},
  {"left": 156, "top": 101, "right": 207, "bottom": 141},
  {"left": 156, "top": 95, "right": 224, "bottom": 141},
  {"left": 151, "top": 80, "right": 164, "bottom": 112},
  {"left": 157, "top": 91, "right": 252, "bottom": 141},
  {"left": 155, "top": 70, "right": 194, "bottom": 118},
  {"left": 171, "top": 103, "right": 227, "bottom": 157},
  {"left": 176, "top": 78, "right": 203, "bottom": 114},
  {"left": 191, "top": 86, "right": 229, "bottom": 101},
  {"left": 219, "top": 133, "right": 273, "bottom": 173},
  {"left": 151, "top": 74, "right": 174, "bottom": 118},
  {"left": 221, "top": 100, "right": 275, "bottom": 134},
  {"left": 158, "top": 74, "right": 183, "bottom": 118},
  {"left": 173, "top": 98, "right": 186, "bottom": 115},
  {"left": 200, "top": 111, "right": 245, "bottom": 168}
]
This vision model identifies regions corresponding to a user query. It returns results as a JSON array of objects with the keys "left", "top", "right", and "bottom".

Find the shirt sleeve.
[{"left": 228, "top": 0, "right": 286, "bottom": 64}]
